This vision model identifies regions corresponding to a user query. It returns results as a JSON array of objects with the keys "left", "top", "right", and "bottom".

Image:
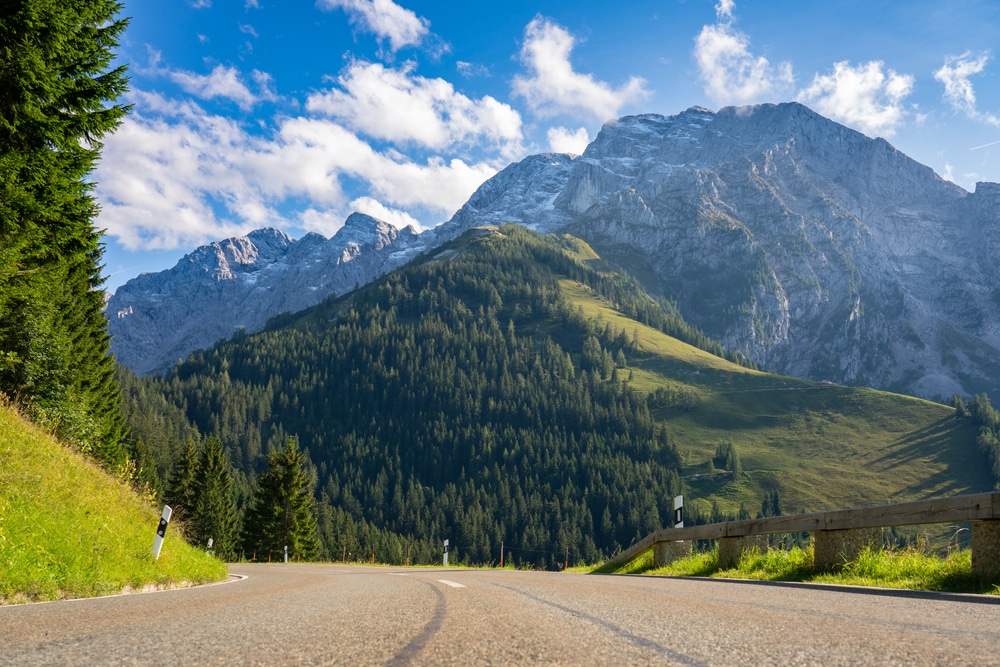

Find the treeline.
[
  {"left": 0, "top": 1, "right": 132, "bottom": 472},
  {"left": 127, "top": 225, "right": 706, "bottom": 567},
  {"left": 954, "top": 393, "right": 1000, "bottom": 489}
]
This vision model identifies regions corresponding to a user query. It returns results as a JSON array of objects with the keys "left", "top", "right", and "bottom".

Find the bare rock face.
[
  {"left": 444, "top": 102, "right": 1000, "bottom": 398},
  {"left": 110, "top": 102, "right": 1000, "bottom": 399},
  {"left": 108, "top": 214, "right": 424, "bottom": 375}
]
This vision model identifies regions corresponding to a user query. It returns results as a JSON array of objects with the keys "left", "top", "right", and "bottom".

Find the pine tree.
[
  {"left": 0, "top": 0, "right": 130, "bottom": 468},
  {"left": 164, "top": 439, "right": 200, "bottom": 526},
  {"left": 243, "top": 437, "right": 319, "bottom": 562},
  {"left": 192, "top": 436, "right": 239, "bottom": 560}
]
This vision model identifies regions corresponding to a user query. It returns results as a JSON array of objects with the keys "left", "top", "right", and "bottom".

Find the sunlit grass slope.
[
  {"left": 559, "top": 276, "right": 990, "bottom": 516},
  {"left": 0, "top": 401, "right": 227, "bottom": 604}
]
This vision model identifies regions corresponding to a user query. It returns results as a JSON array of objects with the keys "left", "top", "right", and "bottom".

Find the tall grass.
[
  {"left": 596, "top": 544, "right": 999, "bottom": 595},
  {"left": 0, "top": 401, "right": 227, "bottom": 604}
]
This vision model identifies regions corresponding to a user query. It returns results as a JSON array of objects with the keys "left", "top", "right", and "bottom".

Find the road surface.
[{"left": 3, "top": 564, "right": 1000, "bottom": 665}]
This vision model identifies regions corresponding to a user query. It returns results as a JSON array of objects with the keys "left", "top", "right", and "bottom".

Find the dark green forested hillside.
[
  {"left": 128, "top": 225, "right": 736, "bottom": 566},
  {"left": 124, "top": 224, "right": 992, "bottom": 566}
]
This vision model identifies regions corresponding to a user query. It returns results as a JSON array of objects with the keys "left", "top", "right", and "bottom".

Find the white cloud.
[
  {"left": 512, "top": 16, "right": 648, "bottom": 122},
  {"left": 456, "top": 61, "right": 490, "bottom": 78},
  {"left": 317, "top": 0, "right": 428, "bottom": 53},
  {"left": 95, "top": 90, "right": 498, "bottom": 250},
  {"left": 167, "top": 64, "right": 262, "bottom": 110},
  {"left": 306, "top": 60, "right": 523, "bottom": 157},
  {"left": 942, "top": 163, "right": 956, "bottom": 183},
  {"left": 239, "top": 24, "right": 259, "bottom": 38},
  {"left": 349, "top": 197, "right": 423, "bottom": 230},
  {"left": 189, "top": 0, "right": 211, "bottom": 7},
  {"left": 693, "top": 1, "right": 794, "bottom": 106},
  {"left": 245, "top": 0, "right": 260, "bottom": 8},
  {"left": 547, "top": 126, "right": 589, "bottom": 155},
  {"left": 934, "top": 51, "right": 1000, "bottom": 127},
  {"left": 715, "top": 0, "right": 735, "bottom": 20},
  {"left": 797, "top": 61, "right": 913, "bottom": 137}
]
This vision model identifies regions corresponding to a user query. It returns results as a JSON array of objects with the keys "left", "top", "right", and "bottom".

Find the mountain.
[
  {"left": 110, "top": 102, "right": 1000, "bottom": 398},
  {"left": 108, "top": 213, "right": 427, "bottom": 375},
  {"left": 446, "top": 103, "right": 1000, "bottom": 399},
  {"left": 122, "top": 226, "right": 990, "bottom": 565}
]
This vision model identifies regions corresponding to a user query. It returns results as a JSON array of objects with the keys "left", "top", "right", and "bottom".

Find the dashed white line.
[{"left": 437, "top": 579, "right": 466, "bottom": 588}]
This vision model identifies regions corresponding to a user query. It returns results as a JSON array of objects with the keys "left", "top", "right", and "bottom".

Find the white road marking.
[
  {"left": 387, "top": 573, "right": 408, "bottom": 576},
  {"left": 437, "top": 579, "right": 466, "bottom": 588}
]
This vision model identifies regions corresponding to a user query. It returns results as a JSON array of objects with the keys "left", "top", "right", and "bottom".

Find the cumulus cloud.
[
  {"left": 797, "top": 61, "right": 914, "bottom": 137},
  {"left": 693, "top": 0, "right": 794, "bottom": 106},
  {"left": 934, "top": 51, "right": 1000, "bottom": 127},
  {"left": 512, "top": 16, "right": 648, "bottom": 122},
  {"left": 547, "top": 126, "right": 590, "bottom": 155},
  {"left": 349, "top": 197, "right": 423, "bottom": 230},
  {"left": 317, "top": 0, "right": 428, "bottom": 53},
  {"left": 306, "top": 60, "right": 523, "bottom": 157},
  {"left": 95, "top": 90, "right": 497, "bottom": 250},
  {"left": 166, "top": 64, "right": 266, "bottom": 110}
]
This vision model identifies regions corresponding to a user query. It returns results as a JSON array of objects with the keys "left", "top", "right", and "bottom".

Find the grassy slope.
[
  {"left": 559, "top": 277, "right": 990, "bottom": 517},
  {"left": 0, "top": 401, "right": 227, "bottom": 604}
]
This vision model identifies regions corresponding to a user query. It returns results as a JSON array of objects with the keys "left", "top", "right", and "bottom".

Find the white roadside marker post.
[
  {"left": 152, "top": 505, "right": 172, "bottom": 560},
  {"left": 443, "top": 539, "right": 449, "bottom": 567},
  {"left": 674, "top": 495, "right": 684, "bottom": 528},
  {"left": 284, "top": 545, "right": 288, "bottom": 563}
]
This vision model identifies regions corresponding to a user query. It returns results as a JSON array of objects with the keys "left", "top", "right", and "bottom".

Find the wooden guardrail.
[{"left": 606, "top": 492, "right": 1000, "bottom": 578}]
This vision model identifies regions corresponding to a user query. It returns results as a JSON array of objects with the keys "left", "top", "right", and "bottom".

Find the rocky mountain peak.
[
  {"left": 108, "top": 213, "right": 430, "bottom": 375},
  {"left": 110, "top": 103, "right": 1000, "bottom": 399}
]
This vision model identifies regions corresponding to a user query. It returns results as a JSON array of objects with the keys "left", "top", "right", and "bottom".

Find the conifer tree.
[
  {"left": 243, "top": 437, "right": 319, "bottom": 562},
  {"left": 192, "top": 436, "right": 238, "bottom": 560},
  {"left": 164, "top": 439, "right": 200, "bottom": 525},
  {"left": 0, "top": 0, "right": 130, "bottom": 468}
]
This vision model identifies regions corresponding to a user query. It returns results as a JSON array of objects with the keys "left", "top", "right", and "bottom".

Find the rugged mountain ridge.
[
  {"left": 108, "top": 213, "right": 426, "bottom": 375},
  {"left": 110, "top": 102, "right": 1000, "bottom": 398},
  {"left": 446, "top": 103, "right": 1000, "bottom": 398}
]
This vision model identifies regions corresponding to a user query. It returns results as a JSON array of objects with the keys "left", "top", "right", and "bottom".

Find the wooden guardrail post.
[
  {"left": 813, "top": 527, "right": 882, "bottom": 571},
  {"left": 653, "top": 540, "right": 691, "bottom": 567},
  {"left": 972, "top": 520, "right": 1000, "bottom": 580},
  {"left": 717, "top": 535, "right": 768, "bottom": 569}
]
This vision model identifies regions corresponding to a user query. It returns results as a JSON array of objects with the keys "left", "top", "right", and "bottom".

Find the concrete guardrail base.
[
  {"left": 718, "top": 535, "right": 768, "bottom": 569},
  {"left": 813, "top": 527, "right": 882, "bottom": 571},
  {"left": 652, "top": 540, "right": 691, "bottom": 567},
  {"left": 972, "top": 520, "right": 1000, "bottom": 581}
]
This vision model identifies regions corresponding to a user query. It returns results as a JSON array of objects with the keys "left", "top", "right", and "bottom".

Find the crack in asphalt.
[
  {"left": 493, "top": 583, "right": 709, "bottom": 667},
  {"left": 385, "top": 580, "right": 448, "bottom": 666}
]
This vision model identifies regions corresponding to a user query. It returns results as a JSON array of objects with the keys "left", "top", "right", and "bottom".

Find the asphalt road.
[{"left": 3, "top": 564, "right": 1000, "bottom": 665}]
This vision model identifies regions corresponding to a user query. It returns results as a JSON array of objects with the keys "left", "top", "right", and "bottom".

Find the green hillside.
[
  {"left": 124, "top": 224, "right": 992, "bottom": 566},
  {"left": 0, "top": 400, "right": 227, "bottom": 604},
  {"left": 559, "top": 276, "right": 990, "bottom": 517}
]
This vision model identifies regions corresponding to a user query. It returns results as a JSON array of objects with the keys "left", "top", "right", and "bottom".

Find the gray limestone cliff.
[
  {"left": 108, "top": 214, "right": 424, "bottom": 375},
  {"left": 443, "top": 103, "right": 1000, "bottom": 398}
]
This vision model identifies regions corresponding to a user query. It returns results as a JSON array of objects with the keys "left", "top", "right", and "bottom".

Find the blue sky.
[{"left": 98, "top": 0, "right": 1000, "bottom": 292}]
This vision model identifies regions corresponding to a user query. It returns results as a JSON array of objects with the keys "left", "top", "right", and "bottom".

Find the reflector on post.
[{"left": 152, "top": 505, "right": 172, "bottom": 560}]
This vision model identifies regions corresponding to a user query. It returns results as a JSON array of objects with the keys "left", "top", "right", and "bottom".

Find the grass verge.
[
  {"left": 594, "top": 545, "right": 1000, "bottom": 595},
  {"left": 0, "top": 401, "right": 228, "bottom": 604}
]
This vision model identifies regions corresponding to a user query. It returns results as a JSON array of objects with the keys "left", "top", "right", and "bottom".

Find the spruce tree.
[
  {"left": 192, "top": 436, "right": 238, "bottom": 560},
  {"left": 243, "top": 437, "right": 319, "bottom": 562},
  {"left": 0, "top": 0, "right": 130, "bottom": 468},
  {"left": 164, "top": 439, "right": 200, "bottom": 526}
]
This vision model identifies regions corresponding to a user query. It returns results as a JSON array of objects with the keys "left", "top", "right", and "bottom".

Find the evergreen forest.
[{"left": 125, "top": 225, "right": 733, "bottom": 567}]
